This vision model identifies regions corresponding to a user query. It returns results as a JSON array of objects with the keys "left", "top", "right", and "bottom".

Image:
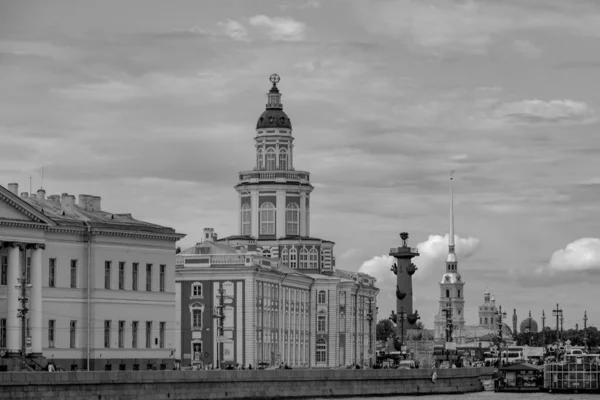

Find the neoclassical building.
[
  {"left": 175, "top": 75, "right": 379, "bottom": 369},
  {"left": 0, "top": 183, "right": 184, "bottom": 370}
]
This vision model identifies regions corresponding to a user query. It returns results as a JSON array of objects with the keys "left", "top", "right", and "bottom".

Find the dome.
[
  {"left": 520, "top": 317, "right": 539, "bottom": 333},
  {"left": 256, "top": 109, "right": 292, "bottom": 130}
]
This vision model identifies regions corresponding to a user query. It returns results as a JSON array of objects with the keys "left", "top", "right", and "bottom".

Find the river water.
[{"left": 314, "top": 393, "right": 595, "bottom": 400}]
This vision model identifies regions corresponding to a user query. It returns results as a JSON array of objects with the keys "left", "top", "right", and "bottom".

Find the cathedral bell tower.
[
  {"left": 234, "top": 74, "right": 313, "bottom": 240},
  {"left": 434, "top": 172, "right": 466, "bottom": 343}
]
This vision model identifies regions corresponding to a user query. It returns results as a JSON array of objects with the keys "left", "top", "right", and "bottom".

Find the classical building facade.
[
  {"left": 175, "top": 75, "right": 379, "bottom": 369},
  {"left": 478, "top": 289, "right": 498, "bottom": 329},
  {"left": 0, "top": 183, "right": 184, "bottom": 370},
  {"left": 434, "top": 175, "right": 466, "bottom": 343}
]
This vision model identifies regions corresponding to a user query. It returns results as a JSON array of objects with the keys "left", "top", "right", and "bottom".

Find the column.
[
  {"left": 30, "top": 244, "right": 45, "bottom": 354},
  {"left": 299, "top": 193, "right": 307, "bottom": 237},
  {"left": 276, "top": 190, "right": 285, "bottom": 238},
  {"left": 6, "top": 243, "right": 21, "bottom": 353},
  {"left": 251, "top": 191, "right": 259, "bottom": 238}
]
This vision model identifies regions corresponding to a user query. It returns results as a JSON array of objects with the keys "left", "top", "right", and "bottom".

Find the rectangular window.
[
  {"left": 49, "top": 258, "right": 56, "bottom": 287},
  {"left": 192, "top": 309, "right": 202, "bottom": 329},
  {"left": 317, "top": 315, "right": 326, "bottom": 332},
  {"left": 70, "top": 260, "right": 77, "bottom": 288},
  {"left": 159, "top": 322, "right": 165, "bottom": 349},
  {"left": 146, "top": 264, "right": 152, "bottom": 291},
  {"left": 119, "top": 262, "right": 125, "bottom": 290},
  {"left": 104, "top": 320, "right": 111, "bottom": 348},
  {"left": 132, "top": 321, "right": 138, "bottom": 348},
  {"left": 70, "top": 320, "right": 77, "bottom": 348},
  {"left": 132, "top": 263, "right": 138, "bottom": 291},
  {"left": 48, "top": 320, "right": 55, "bottom": 348},
  {"left": 1, "top": 255, "right": 7, "bottom": 285},
  {"left": 159, "top": 264, "right": 165, "bottom": 292},
  {"left": 145, "top": 321, "right": 152, "bottom": 349},
  {"left": 104, "top": 261, "right": 111, "bottom": 289},
  {"left": 118, "top": 320, "right": 125, "bottom": 348},
  {"left": 0, "top": 318, "right": 6, "bottom": 348}
]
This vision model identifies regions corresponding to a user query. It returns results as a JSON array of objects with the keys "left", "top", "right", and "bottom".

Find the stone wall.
[{"left": 0, "top": 367, "right": 494, "bottom": 400}]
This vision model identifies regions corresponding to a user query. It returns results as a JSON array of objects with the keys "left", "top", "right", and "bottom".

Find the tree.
[{"left": 377, "top": 319, "right": 396, "bottom": 341}]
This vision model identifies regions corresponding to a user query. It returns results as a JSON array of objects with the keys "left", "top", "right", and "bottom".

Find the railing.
[
  {"left": 389, "top": 247, "right": 420, "bottom": 254},
  {"left": 211, "top": 255, "right": 246, "bottom": 265},
  {"left": 238, "top": 170, "right": 310, "bottom": 183}
]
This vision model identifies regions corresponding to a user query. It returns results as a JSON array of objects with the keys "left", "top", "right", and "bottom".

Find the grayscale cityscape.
[{"left": 0, "top": 0, "right": 599, "bottom": 399}]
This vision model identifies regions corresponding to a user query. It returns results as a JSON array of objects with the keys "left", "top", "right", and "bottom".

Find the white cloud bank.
[
  {"left": 494, "top": 99, "right": 597, "bottom": 125},
  {"left": 249, "top": 15, "right": 307, "bottom": 41},
  {"left": 537, "top": 238, "right": 600, "bottom": 275}
]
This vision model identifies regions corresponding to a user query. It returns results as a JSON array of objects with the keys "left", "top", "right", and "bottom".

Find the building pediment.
[{"left": 0, "top": 186, "right": 55, "bottom": 227}]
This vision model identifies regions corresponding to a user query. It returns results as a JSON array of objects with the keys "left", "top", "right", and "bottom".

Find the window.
[
  {"left": 316, "top": 339, "right": 327, "bottom": 362},
  {"left": 299, "top": 248, "right": 308, "bottom": 269},
  {"left": 317, "top": 315, "right": 326, "bottom": 332},
  {"left": 104, "top": 320, "right": 111, "bottom": 348},
  {"left": 191, "top": 303, "right": 203, "bottom": 330},
  {"left": 69, "top": 320, "right": 76, "bottom": 348},
  {"left": 241, "top": 204, "right": 251, "bottom": 236},
  {"left": 132, "top": 263, "right": 138, "bottom": 291},
  {"left": 70, "top": 260, "right": 77, "bottom": 288},
  {"left": 159, "top": 264, "right": 165, "bottom": 292},
  {"left": 445, "top": 289, "right": 450, "bottom": 298},
  {"left": 257, "top": 149, "right": 264, "bottom": 170},
  {"left": 0, "top": 318, "right": 6, "bottom": 348},
  {"left": 145, "top": 321, "right": 152, "bottom": 348},
  {"left": 132, "top": 321, "right": 138, "bottom": 348},
  {"left": 1, "top": 255, "right": 8, "bottom": 285},
  {"left": 340, "top": 312, "right": 346, "bottom": 333},
  {"left": 289, "top": 248, "right": 297, "bottom": 269},
  {"left": 49, "top": 258, "right": 56, "bottom": 287},
  {"left": 279, "top": 148, "right": 287, "bottom": 170},
  {"left": 159, "top": 322, "right": 165, "bottom": 348},
  {"left": 119, "top": 262, "right": 125, "bottom": 290},
  {"left": 480, "top": 317, "right": 482, "bottom": 325},
  {"left": 318, "top": 290, "right": 326, "bottom": 304},
  {"left": 259, "top": 202, "right": 275, "bottom": 235},
  {"left": 285, "top": 203, "right": 299, "bottom": 235},
  {"left": 191, "top": 282, "right": 203, "bottom": 298},
  {"left": 104, "top": 261, "right": 111, "bottom": 289},
  {"left": 308, "top": 249, "right": 318, "bottom": 269},
  {"left": 265, "top": 148, "right": 276, "bottom": 170},
  {"left": 48, "top": 320, "right": 55, "bottom": 348},
  {"left": 118, "top": 321, "right": 125, "bottom": 348},
  {"left": 281, "top": 248, "right": 288, "bottom": 266},
  {"left": 146, "top": 264, "right": 152, "bottom": 291},
  {"left": 485, "top": 317, "right": 488, "bottom": 324},
  {"left": 458, "top": 289, "right": 461, "bottom": 298}
]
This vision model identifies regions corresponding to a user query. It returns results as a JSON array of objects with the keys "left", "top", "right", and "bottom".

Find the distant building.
[
  {"left": 0, "top": 184, "right": 184, "bottom": 370},
  {"left": 520, "top": 311, "right": 539, "bottom": 334},
  {"left": 478, "top": 289, "right": 498, "bottom": 330},
  {"left": 174, "top": 75, "right": 379, "bottom": 369}
]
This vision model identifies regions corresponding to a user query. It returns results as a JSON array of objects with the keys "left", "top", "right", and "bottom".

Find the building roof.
[
  {"left": 180, "top": 241, "right": 239, "bottom": 255},
  {"left": 520, "top": 317, "right": 539, "bottom": 334},
  {"left": 256, "top": 109, "right": 292, "bottom": 130}
]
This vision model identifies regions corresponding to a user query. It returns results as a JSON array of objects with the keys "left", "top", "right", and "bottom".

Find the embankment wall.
[{"left": 0, "top": 367, "right": 494, "bottom": 400}]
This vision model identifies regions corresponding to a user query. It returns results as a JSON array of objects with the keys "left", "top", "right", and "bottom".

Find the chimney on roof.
[
  {"left": 61, "top": 194, "right": 76, "bottom": 214},
  {"left": 21, "top": 192, "right": 29, "bottom": 198},
  {"left": 47, "top": 195, "right": 60, "bottom": 203},
  {"left": 7, "top": 183, "right": 18, "bottom": 195},
  {"left": 203, "top": 228, "right": 215, "bottom": 242},
  {"left": 29, "top": 193, "right": 37, "bottom": 199},
  {"left": 78, "top": 194, "right": 94, "bottom": 211},
  {"left": 37, "top": 189, "right": 46, "bottom": 201},
  {"left": 92, "top": 196, "right": 101, "bottom": 211}
]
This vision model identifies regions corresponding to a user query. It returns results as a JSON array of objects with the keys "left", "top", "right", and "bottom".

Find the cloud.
[
  {"left": 540, "top": 238, "right": 600, "bottom": 274},
  {"left": 217, "top": 19, "right": 249, "bottom": 41},
  {"left": 493, "top": 99, "right": 597, "bottom": 125},
  {"left": 513, "top": 39, "right": 543, "bottom": 58},
  {"left": 248, "top": 15, "right": 307, "bottom": 41},
  {"left": 279, "top": 0, "right": 321, "bottom": 9}
]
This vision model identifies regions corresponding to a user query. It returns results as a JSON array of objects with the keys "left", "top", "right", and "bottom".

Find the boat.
[
  {"left": 495, "top": 363, "right": 544, "bottom": 392},
  {"left": 544, "top": 354, "right": 600, "bottom": 393}
]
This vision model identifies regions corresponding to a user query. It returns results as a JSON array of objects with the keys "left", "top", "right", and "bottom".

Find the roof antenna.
[
  {"left": 41, "top": 167, "right": 44, "bottom": 190},
  {"left": 29, "top": 176, "right": 32, "bottom": 194}
]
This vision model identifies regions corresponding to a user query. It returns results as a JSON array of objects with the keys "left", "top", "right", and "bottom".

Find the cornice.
[
  {"left": 0, "top": 219, "right": 48, "bottom": 230},
  {"left": 94, "top": 229, "right": 185, "bottom": 242},
  {"left": 0, "top": 190, "right": 56, "bottom": 225}
]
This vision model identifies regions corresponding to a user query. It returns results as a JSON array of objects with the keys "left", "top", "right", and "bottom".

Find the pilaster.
[
  {"left": 276, "top": 190, "right": 285, "bottom": 238},
  {"left": 300, "top": 193, "right": 307, "bottom": 237},
  {"left": 29, "top": 244, "right": 45, "bottom": 354},
  {"left": 251, "top": 191, "right": 259, "bottom": 238}
]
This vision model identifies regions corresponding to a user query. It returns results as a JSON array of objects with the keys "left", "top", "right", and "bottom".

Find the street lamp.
[
  {"left": 366, "top": 300, "right": 377, "bottom": 365},
  {"left": 496, "top": 306, "right": 507, "bottom": 366}
]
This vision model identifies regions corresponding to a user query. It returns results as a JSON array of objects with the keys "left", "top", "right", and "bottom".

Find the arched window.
[
  {"left": 191, "top": 282, "right": 203, "bottom": 298},
  {"left": 286, "top": 203, "right": 299, "bottom": 236},
  {"left": 189, "top": 303, "right": 204, "bottom": 330},
  {"left": 318, "top": 290, "right": 326, "bottom": 304},
  {"left": 316, "top": 339, "right": 327, "bottom": 363},
  {"left": 339, "top": 312, "right": 346, "bottom": 333},
  {"left": 445, "top": 289, "right": 450, "bottom": 298},
  {"left": 281, "top": 248, "right": 288, "bottom": 266},
  {"left": 289, "top": 248, "right": 297, "bottom": 269},
  {"left": 308, "top": 248, "right": 318, "bottom": 269},
  {"left": 458, "top": 289, "right": 461, "bottom": 298},
  {"left": 317, "top": 314, "right": 326, "bottom": 332},
  {"left": 279, "top": 148, "right": 288, "bottom": 170},
  {"left": 266, "top": 148, "right": 276, "bottom": 170},
  {"left": 262, "top": 248, "right": 271, "bottom": 258},
  {"left": 257, "top": 149, "right": 264, "bottom": 170},
  {"left": 299, "top": 248, "right": 308, "bottom": 269},
  {"left": 241, "top": 204, "right": 251, "bottom": 236},
  {"left": 259, "top": 203, "right": 275, "bottom": 235},
  {"left": 485, "top": 317, "right": 488, "bottom": 324}
]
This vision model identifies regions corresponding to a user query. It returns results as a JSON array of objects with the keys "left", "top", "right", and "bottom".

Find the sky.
[{"left": 1, "top": 0, "right": 599, "bottom": 332}]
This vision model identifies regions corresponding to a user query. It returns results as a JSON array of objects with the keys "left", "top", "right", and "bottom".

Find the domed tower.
[
  {"left": 434, "top": 172, "right": 466, "bottom": 343},
  {"left": 230, "top": 75, "right": 335, "bottom": 273},
  {"left": 520, "top": 311, "right": 539, "bottom": 333}
]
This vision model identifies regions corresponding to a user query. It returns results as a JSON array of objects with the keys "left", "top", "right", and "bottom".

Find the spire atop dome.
[
  {"left": 446, "top": 171, "right": 456, "bottom": 263},
  {"left": 266, "top": 73, "right": 283, "bottom": 110},
  {"left": 257, "top": 73, "right": 291, "bottom": 130}
]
